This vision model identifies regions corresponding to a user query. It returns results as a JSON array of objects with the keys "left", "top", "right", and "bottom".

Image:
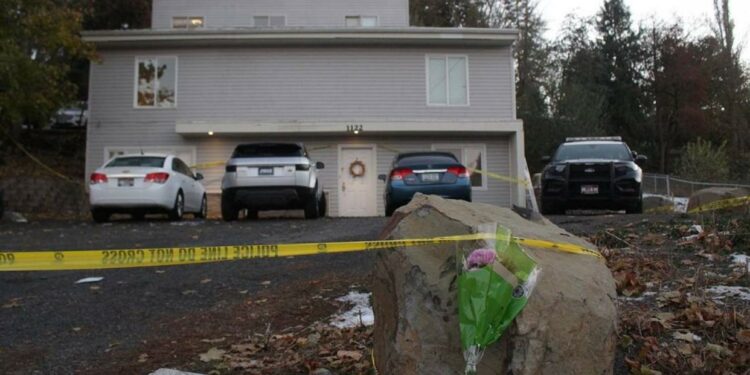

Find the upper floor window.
[
  {"left": 172, "top": 17, "right": 204, "bottom": 29},
  {"left": 135, "top": 57, "right": 177, "bottom": 108},
  {"left": 426, "top": 55, "right": 469, "bottom": 106},
  {"left": 253, "top": 16, "right": 286, "bottom": 27},
  {"left": 345, "top": 16, "right": 378, "bottom": 27}
]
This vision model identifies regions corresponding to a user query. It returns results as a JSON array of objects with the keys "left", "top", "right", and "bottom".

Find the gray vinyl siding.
[
  {"left": 88, "top": 46, "right": 513, "bottom": 122},
  {"left": 152, "top": 0, "right": 409, "bottom": 29}
]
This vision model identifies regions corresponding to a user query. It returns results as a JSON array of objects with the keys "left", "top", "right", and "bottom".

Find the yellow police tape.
[
  {"left": 0, "top": 233, "right": 601, "bottom": 272},
  {"left": 469, "top": 168, "right": 532, "bottom": 187},
  {"left": 688, "top": 195, "right": 750, "bottom": 214}
]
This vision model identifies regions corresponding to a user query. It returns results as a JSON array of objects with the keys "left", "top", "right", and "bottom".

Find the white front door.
[{"left": 338, "top": 145, "right": 377, "bottom": 217}]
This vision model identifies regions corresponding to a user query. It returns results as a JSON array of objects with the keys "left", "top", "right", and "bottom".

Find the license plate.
[
  {"left": 258, "top": 167, "right": 274, "bottom": 176},
  {"left": 118, "top": 178, "right": 134, "bottom": 187},
  {"left": 421, "top": 173, "right": 440, "bottom": 182},
  {"left": 581, "top": 185, "right": 599, "bottom": 195}
]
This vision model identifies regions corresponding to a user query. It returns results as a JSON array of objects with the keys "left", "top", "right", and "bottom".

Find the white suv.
[{"left": 221, "top": 143, "right": 326, "bottom": 220}]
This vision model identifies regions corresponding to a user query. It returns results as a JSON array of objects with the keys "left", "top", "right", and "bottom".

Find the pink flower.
[{"left": 466, "top": 248, "right": 496, "bottom": 269}]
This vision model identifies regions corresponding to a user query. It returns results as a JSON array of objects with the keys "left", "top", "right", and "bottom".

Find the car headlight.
[
  {"left": 545, "top": 164, "right": 566, "bottom": 177},
  {"left": 615, "top": 164, "right": 642, "bottom": 180}
]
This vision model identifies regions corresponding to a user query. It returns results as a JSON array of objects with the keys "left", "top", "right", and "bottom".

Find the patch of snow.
[
  {"left": 329, "top": 291, "right": 374, "bottom": 329},
  {"left": 730, "top": 253, "right": 750, "bottom": 272},
  {"left": 706, "top": 285, "right": 750, "bottom": 301},
  {"left": 75, "top": 277, "right": 104, "bottom": 284}
]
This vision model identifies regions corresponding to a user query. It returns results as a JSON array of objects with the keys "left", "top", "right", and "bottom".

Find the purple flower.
[{"left": 466, "top": 248, "right": 496, "bottom": 269}]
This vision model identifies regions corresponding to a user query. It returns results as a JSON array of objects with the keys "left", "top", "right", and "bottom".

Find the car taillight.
[
  {"left": 295, "top": 164, "right": 311, "bottom": 171},
  {"left": 225, "top": 165, "right": 237, "bottom": 172},
  {"left": 447, "top": 166, "right": 470, "bottom": 178},
  {"left": 144, "top": 172, "right": 170, "bottom": 184},
  {"left": 90, "top": 173, "right": 108, "bottom": 184},
  {"left": 390, "top": 168, "right": 413, "bottom": 180}
]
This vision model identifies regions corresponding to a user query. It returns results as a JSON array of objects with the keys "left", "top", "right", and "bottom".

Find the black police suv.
[{"left": 540, "top": 137, "right": 647, "bottom": 215}]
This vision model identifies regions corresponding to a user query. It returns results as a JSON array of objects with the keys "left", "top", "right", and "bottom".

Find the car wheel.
[
  {"left": 626, "top": 199, "right": 643, "bottom": 214},
  {"left": 221, "top": 193, "right": 239, "bottom": 221},
  {"left": 304, "top": 197, "right": 319, "bottom": 219},
  {"left": 245, "top": 209, "right": 259, "bottom": 220},
  {"left": 318, "top": 194, "right": 327, "bottom": 217},
  {"left": 540, "top": 200, "right": 564, "bottom": 216},
  {"left": 195, "top": 195, "right": 208, "bottom": 219},
  {"left": 385, "top": 203, "right": 396, "bottom": 217},
  {"left": 168, "top": 192, "right": 184, "bottom": 221},
  {"left": 91, "top": 209, "right": 110, "bottom": 223}
]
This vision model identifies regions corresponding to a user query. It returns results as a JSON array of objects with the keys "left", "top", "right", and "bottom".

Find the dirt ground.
[{"left": 1, "top": 213, "right": 748, "bottom": 374}]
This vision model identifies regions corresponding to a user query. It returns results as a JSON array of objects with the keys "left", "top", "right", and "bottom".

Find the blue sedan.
[{"left": 380, "top": 152, "right": 472, "bottom": 216}]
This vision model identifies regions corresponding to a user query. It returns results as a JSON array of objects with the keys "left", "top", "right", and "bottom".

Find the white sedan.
[{"left": 89, "top": 154, "right": 207, "bottom": 222}]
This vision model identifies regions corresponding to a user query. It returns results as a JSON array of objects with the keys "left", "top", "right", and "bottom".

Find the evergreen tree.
[{"left": 595, "top": 0, "right": 644, "bottom": 139}]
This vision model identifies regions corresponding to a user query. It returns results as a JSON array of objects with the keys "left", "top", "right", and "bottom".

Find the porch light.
[{"left": 208, "top": 131, "right": 214, "bottom": 136}]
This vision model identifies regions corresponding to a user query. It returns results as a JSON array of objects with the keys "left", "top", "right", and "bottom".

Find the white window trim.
[
  {"left": 251, "top": 15, "right": 287, "bottom": 27},
  {"left": 103, "top": 146, "right": 197, "bottom": 167},
  {"left": 170, "top": 16, "right": 206, "bottom": 29},
  {"left": 133, "top": 56, "right": 179, "bottom": 109},
  {"left": 431, "top": 143, "right": 487, "bottom": 190},
  {"left": 425, "top": 54, "right": 470, "bottom": 107},
  {"left": 344, "top": 15, "right": 379, "bottom": 27}
]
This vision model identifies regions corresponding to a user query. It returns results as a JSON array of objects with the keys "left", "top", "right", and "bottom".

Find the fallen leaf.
[
  {"left": 72, "top": 327, "right": 82, "bottom": 332},
  {"left": 137, "top": 353, "right": 149, "bottom": 363},
  {"left": 199, "top": 347, "right": 226, "bottom": 362},
  {"left": 675, "top": 342, "right": 693, "bottom": 355},
  {"left": 2, "top": 299, "right": 22, "bottom": 309},
  {"left": 737, "top": 329, "right": 750, "bottom": 344},
  {"left": 705, "top": 343, "right": 733, "bottom": 357},
  {"left": 336, "top": 350, "right": 363, "bottom": 361},
  {"left": 201, "top": 337, "right": 226, "bottom": 344},
  {"left": 200, "top": 278, "right": 212, "bottom": 284},
  {"left": 89, "top": 286, "right": 100, "bottom": 291},
  {"left": 261, "top": 280, "right": 271, "bottom": 286}
]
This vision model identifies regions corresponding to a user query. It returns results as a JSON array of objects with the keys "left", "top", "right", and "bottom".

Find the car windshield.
[
  {"left": 232, "top": 144, "right": 304, "bottom": 158},
  {"left": 554, "top": 143, "right": 632, "bottom": 161},
  {"left": 397, "top": 155, "right": 459, "bottom": 168},
  {"left": 106, "top": 156, "right": 166, "bottom": 168}
]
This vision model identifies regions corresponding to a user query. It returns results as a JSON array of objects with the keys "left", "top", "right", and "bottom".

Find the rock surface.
[
  {"left": 687, "top": 187, "right": 750, "bottom": 213},
  {"left": 372, "top": 194, "right": 617, "bottom": 375}
]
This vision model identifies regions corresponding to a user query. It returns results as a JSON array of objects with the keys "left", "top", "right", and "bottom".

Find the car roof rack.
[{"left": 565, "top": 136, "right": 622, "bottom": 142}]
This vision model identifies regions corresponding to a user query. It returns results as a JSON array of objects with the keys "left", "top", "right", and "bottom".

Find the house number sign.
[{"left": 346, "top": 124, "right": 363, "bottom": 133}]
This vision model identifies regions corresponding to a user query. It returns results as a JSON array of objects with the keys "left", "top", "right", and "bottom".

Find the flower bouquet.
[{"left": 458, "top": 224, "right": 540, "bottom": 374}]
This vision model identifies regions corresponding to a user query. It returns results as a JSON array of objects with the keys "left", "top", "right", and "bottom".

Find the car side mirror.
[
  {"left": 635, "top": 154, "right": 647, "bottom": 166},
  {"left": 195, "top": 173, "right": 204, "bottom": 181},
  {"left": 378, "top": 174, "right": 387, "bottom": 182},
  {"left": 315, "top": 161, "right": 325, "bottom": 169},
  {"left": 541, "top": 155, "right": 551, "bottom": 164}
]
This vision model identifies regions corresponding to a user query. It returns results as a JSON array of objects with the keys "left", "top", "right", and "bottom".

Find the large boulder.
[
  {"left": 687, "top": 187, "right": 750, "bottom": 214},
  {"left": 372, "top": 194, "right": 617, "bottom": 375}
]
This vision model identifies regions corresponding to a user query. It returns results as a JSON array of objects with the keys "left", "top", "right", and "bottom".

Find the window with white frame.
[
  {"left": 432, "top": 144, "right": 486, "bottom": 189},
  {"left": 135, "top": 57, "right": 177, "bottom": 108},
  {"left": 253, "top": 16, "right": 286, "bottom": 27},
  {"left": 345, "top": 15, "right": 378, "bottom": 27},
  {"left": 172, "top": 16, "right": 204, "bottom": 29},
  {"left": 427, "top": 55, "right": 468, "bottom": 106}
]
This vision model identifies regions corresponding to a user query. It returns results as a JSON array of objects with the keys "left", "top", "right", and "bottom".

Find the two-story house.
[{"left": 82, "top": 0, "right": 527, "bottom": 217}]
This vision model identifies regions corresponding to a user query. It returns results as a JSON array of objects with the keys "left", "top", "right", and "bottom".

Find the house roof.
[{"left": 82, "top": 27, "right": 518, "bottom": 48}]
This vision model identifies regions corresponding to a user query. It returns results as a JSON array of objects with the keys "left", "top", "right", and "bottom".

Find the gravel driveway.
[{"left": 0, "top": 217, "right": 387, "bottom": 374}]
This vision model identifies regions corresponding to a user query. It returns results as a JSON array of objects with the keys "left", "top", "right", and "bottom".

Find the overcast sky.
[{"left": 539, "top": 0, "right": 750, "bottom": 62}]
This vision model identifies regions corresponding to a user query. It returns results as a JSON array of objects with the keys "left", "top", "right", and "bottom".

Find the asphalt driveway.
[{"left": 0, "top": 217, "right": 387, "bottom": 374}]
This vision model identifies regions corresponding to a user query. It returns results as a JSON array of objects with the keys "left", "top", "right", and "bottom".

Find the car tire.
[
  {"left": 318, "top": 194, "right": 327, "bottom": 218},
  {"left": 540, "top": 200, "right": 564, "bottom": 216},
  {"left": 195, "top": 195, "right": 208, "bottom": 219},
  {"left": 304, "top": 197, "right": 319, "bottom": 219},
  {"left": 626, "top": 199, "right": 643, "bottom": 214},
  {"left": 168, "top": 191, "right": 184, "bottom": 221},
  {"left": 221, "top": 193, "right": 239, "bottom": 221},
  {"left": 91, "top": 209, "right": 110, "bottom": 223},
  {"left": 385, "top": 203, "right": 396, "bottom": 217}
]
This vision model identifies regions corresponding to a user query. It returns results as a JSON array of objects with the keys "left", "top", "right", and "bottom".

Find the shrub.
[{"left": 675, "top": 138, "right": 730, "bottom": 182}]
